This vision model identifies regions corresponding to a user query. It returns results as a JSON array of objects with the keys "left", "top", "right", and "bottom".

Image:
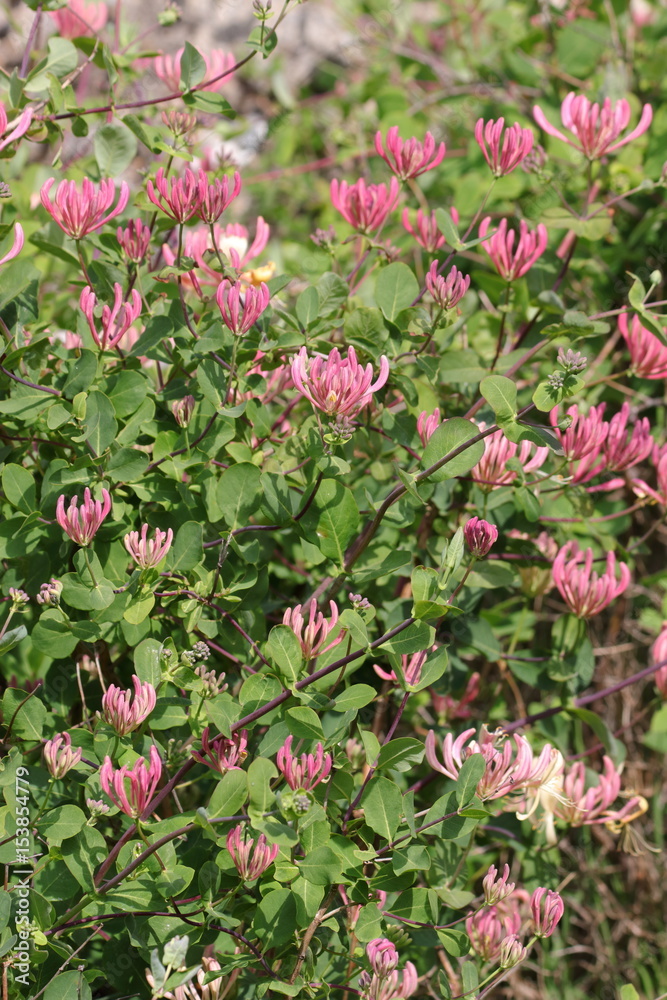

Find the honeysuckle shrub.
[{"left": 1, "top": 1, "right": 667, "bottom": 998}]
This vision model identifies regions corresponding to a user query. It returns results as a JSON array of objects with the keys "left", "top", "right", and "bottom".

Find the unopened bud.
[
  {"left": 499, "top": 934, "right": 527, "bottom": 969},
  {"left": 172, "top": 395, "right": 195, "bottom": 428},
  {"left": 650, "top": 269, "right": 662, "bottom": 286}
]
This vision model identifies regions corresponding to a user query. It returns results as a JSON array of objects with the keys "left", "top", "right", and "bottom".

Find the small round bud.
[
  {"left": 463, "top": 517, "right": 499, "bottom": 558},
  {"left": 650, "top": 269, "right": 662, "bottom": 286}
]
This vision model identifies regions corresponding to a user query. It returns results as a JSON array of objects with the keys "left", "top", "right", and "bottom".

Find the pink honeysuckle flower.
[
  {"left": 276, "top": 734, "right": 332, "bottom": 791},
  {"left": 366, "top": 939, "right": 399, "bottom": 976},
  {"left": 402, "top": 208, "right": 446, "bottom": 253},
  {"left": 475, "top": 117, "right": 534, "bottom": 177},
  {"left": 102, "top": 675, "right": 157, "bottom": 736},
  {"left": 556, "top": 755, "right": 644, "bottom": 827},
  {"left": 483, "top": 863, "right": 515, "bottom": 905},
  {"left": 161, "top": 217, "right": 271, "bottom": 291},
  {"left": 466, "top": 899, "right": 522, "bottom": 963},
  {"left": 80, "top": 283, "right": 142, "bottom": 351},
  {"left": 0, "top": 104, "right": 33, "bottom": 153},
  {"left": 41, "top": 177, "right": 130, "bottom": 240},
  {"left": 601, "top": 402, "right": 653, "bottom": 472},
  {"left": 417, "top": 407, "right": 441, "bottom": 447},
  {"left": 215, "top": 279, "right": 270, "bottom": 336},
  {"left": 515, "top": 747, "right": 568, "bottom": 845},
  {"left": 430, "top": 671, "right": 480, "bottom": 723},
  {"left": 146, "top": 167, "right": 202, "bottom": 223},
  {"left": 478, "top": 216, "right": 548, "bottom": 281},
  {"left": 56, "top": 487, "right": 112, "bottom": 546},
  {"left": 330, "top": 177, "right": 400, "bottom": 233},
  {"left": 651, "top": 623, "right": 667, "bottom": 698},
  {"left": 533, "top": 92, "right": 652, "bottom": 160},
  {"left": 196, "top": 169, "right": 242, "bottom": 224},
  {"left": 226, "top": 824, "right": 278, "bottom": 880},
  {"left": 619, "top": 313, "right": 667, "bottom": 379},
  {"left": 499, "top": 934, "right": 527, "bottom": 970},
  {"left": 49, "top": 0, "right": 107, "bottom": 37},
  {"left": 530, "top": 887, "right": 564, "bottom": 938},
  {"left": 374, "top": 126, "right": 446, "bottom": 180},
  {"left": 464, "top": 516, "right": 499, "bottom": 558},
  {"left": 373, "top": 649, "right": 428, "bottom": 688},
  {"left": 191, "top": 727, "right": 249, "bottom": 775},
  {"left": 154, "top": 47, "right": 236, "bottom": 93},
  {"left": 425, "top": 261, "right": 470, "bottom": 309},
  {"left": 99, "top": 745, "right": 163, "bottom": 818},
  {"left": 117, "top": 219, "right": 151, "bottom": 263},
  {"left": 172, "top": 395, "right": 195, "bottom": 428},
  {"left": 0, "top": 223, "right": 24, "bottom": 267},
  {"left": 282, "top": 598, "right": 343, "bottom": 660},
  {"left": 425, "top": 726, "right": 545, "bottom": 801},
  {"left": 552, "top": 541, "right": 631, "bottom": 619},
  {"left": 43, "top": 732, "right": 82, "bottom": 779},
  {"left": 291, "top": 345, "right": 390, "bottom": 419},
  {"left": 549, "top": 402, "right": 608, "bottom": 463},
  {"left": 471, "top": 426, "right": 549, "bottom": 490},
  {"left": 124, "top": 524, "right": 174, "bottom": 569}
]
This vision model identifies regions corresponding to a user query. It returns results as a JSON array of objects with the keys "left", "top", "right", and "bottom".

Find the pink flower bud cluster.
[
  {"left": 282, "top": 598, "right": 343, "bottom": 660},
  {"left": 216, "top": 279, "right": 270, "bottom": 336},
  {"left": 479, "top": 217, "right": 548, "bottom": 281},
  {"left": 330, "top": 178, "right": 400, "bottom": 233},
  {"left": 555, "top": 755, "right": 645, "bottom": 827},
  {"left": 464, "top": 516, "right": 498, "bottom": 558},
  {"left": 530, "top": 887, "right": 564, "bottom": 938},
  {"left": 359, "top": 938, "right": 418, "bottom": 1000},
  {"left": 403, "top": 208, "right": 458, "bottom": 253},
  {"left": 172, "top": 395, "right": 196, "bottom": 428},
  {"left": 43, "top": 732, "right": 82, "bottom": 779},
  {"left": 123, "top": 524, "right": 174, "bottom": 569},
  {"left": 41, "top": 177, "right": 130, "bottom": 240},
  {"left": 425, "top": 262, "right": 470, "bottom": 309},
  {"left": 552, "top": 541, "right": 631, "bottom": 619},
  {"left": 291, "top": 346, "right": 389, "bottom": 420},
  {"left": 147, "top": 167, "right": 242, "bottom": 225},
  {"left": 56, "top": 488, "right": 112, "bottom": 546},
  {"left": 80, "top": 284, "right": 142, "bottom": 352},
  {"left": 483, "top": 863, "right": 515, "bottom": 905},
  {"left": 533, "top": 92, "right": 652, "bottom": 160},
  {"left": 417, "top": 408, "right": 441, "bottom": 447},
  {"left": 276, "top": 735, "right": 332, "bottom": 791},
  {"left": 551, "top": 402, "right": 652, "bottom": 489},
  {"left": 192, "top": 728, "right": 249, "bottom": 775},
  {"left": 472, "top": 427, "right": 548, "bottom": 490},
  {"left": 373, "top": 649, "right": 428, "bottom": 688},
  {"left": 226, "top": 824, "right": 278, "bottom": 880},
  {"left": 475, "top": 117, "right": 534, "bottom": 177},
  {"left": 117, "top": 219, "right": 152, "bottom": 263},
  {"left": 102, "top": 676, "right": 157, "bottom": 736},
  {"left": 374, "top": 127, "right": 446, "bottom": 180},
  {"left": 619, "top": 313, "right": 667, "bottom": 379},
  {"left": 100, "top": 746, "right": 162, "bottom": 818},
  {"left": 466, "top": 893, "right": 524, "bottom": 963}
]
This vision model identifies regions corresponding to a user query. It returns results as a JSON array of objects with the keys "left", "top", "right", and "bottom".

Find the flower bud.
[
  {"left": 464, "top": 517, "right": 499, "bottom": 558},
  {"left": 499, "top": 934, "right": 527, "bottom": 969}
]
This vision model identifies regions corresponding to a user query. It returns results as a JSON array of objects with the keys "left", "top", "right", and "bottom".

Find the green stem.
[{"left": 82, "top": 547, "right": 98, "bottom": 588}]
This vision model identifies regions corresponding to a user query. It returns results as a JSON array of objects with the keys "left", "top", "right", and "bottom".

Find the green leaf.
[
  {"left": 434, "top": 208, "right": 460, "bottom": 248},
  {"left": 532, "top": 373, "right": 585, "bottom": 411},
  {"left": 133, "top": 638, "right": 163, "bottom": 687},
  {"left": 1, "top": 464, "right": 36, "bottom": 514},
  {"left": 2, "top": 689, "right": 46, "bottom": 740},
  {"left": 332, "top": 684, "right": 376, "bottom": 712},
  {"left": 620, "top": 985, "right": 640, "bottom": 1000},
  {"left": 266, "top": 624, "right": 303, "bottom": 683},
  {"left": 0, "top": 625, "right": 27, "bottom": 656},
  {"left": 61, "top": 825, "right": 107, "bottom": 890},
  {"left": 362, "top": 776, "right": 402, "bottom": 840},
  {"left": 82, "top": 390, "right": 117, "bottom": 455},
  {"left": 299, "top": 479, "right": 359, "bottom": 565},
  {"left": 296, "top": 286, "right": 320, "bottom": 327},
  {"left": 461, "top": 963, "right": 479, "bottom": 997},
  {"left": 253, "top": 890, "right": 296, "bottom": 947},
  {"left": 94, "top": 122, "right": 138, "bottom": 177},
  {"left": 378, "top": 620, "right": 434, "bottom": 657},
  {"left": 298, "top": 846, "right": 342, "bottom": 885},
  {"left": 377, "top": 738, "right": 424, "bottom": 772},
  {"left": 182, "top": 90, "right": 235, "bottom": 116},
  {"left": 62, "top": 350, "right": 98, "bottom": 398},
  {"left": 285, "top": 706, "right": 324, "bottom": 740},
  {"left": 374, "top": 262, "right": 419, "bottom": 322},
  {"left": 61, "top": 572, "right": 115, "bottom": 611},
  {"left": 421, "top": 418, "right": 485, "bottom": 482},
  {"left": 44, "top": 969, "right": 92, "bottom": 1000},
  {"left": 316, "top": 272, "right": 349, "bottom": 318},
  {"left": 180, "top": 41, "right": 207, "bottom": 89},
  {"left": 26, "top": 37, "right": 78, "bottom": 93},
  {"left": 38, "top": 805, "right": 86, "bottom": 846},
  {"left": 247, "top": 757, "right": 278, "bottom": 813},
  {"left": 217, "top": 463, "right": 263, "bottom": 529},
  {"left": 480, "top": 374, "right": 517, "bottom": 423},
  {"left": 454, "top": 754, "right": 485, "bottom": 810},
  {"left": 207, "top": 769, "right": 248, "bottom": 819},
  {"left": 166, "top": 521, "right": 203, "bottom": 572}
]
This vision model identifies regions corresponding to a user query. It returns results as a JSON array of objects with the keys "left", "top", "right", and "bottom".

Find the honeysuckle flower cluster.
[
  {"left": 533, "top": 92, "right": 652, "bottom": 159},
  {"left": 475, "top": 117, "right": 534, "bottom": 177},
  {"left": 402, "top": 208, "right": 447, "bottom": 252},
  {"left": 291, "top": 346, "right": 390, "bottom": 420},
  {"left": 102, "top": 676, "right": 157, "bottom": 736},
  {"left": 41, "top": 177, "right": 130, "bottom": 240},
  {"left": 172, "top": 395, "right": 196, "bottom": 428},
  {"left": 99, "top": 746, "right": 163, "bottom": 818},
  {"left": 124, "top": 524, "right": 174, "bottom": 569},
  {"left": 416, "top": 407, "right": 441, "bottom": 447},
  {"left": 373, "top": 649, "right": 428, "bottom": 688},
  {"left": 374, "top": 127, "right": 446, "bottom": 180},
  {"left": 483, "top": 863, "right": 516, "bottom": 905},
  {"left": 276, "top": 735, "right": 332, "bottom": 790},
  {"left": 472, "top": 427, "right": 548, "bottom": 490},
  {"left": 479, "top": 217, "right": 548, "bottom": 281},
  {"left": 191, "top": 728, "right": 248, "bottom": 774},
  {"left": 117, "top": 219, "right": 152, "bottom": 264},
  {"left": 56, "top": 488, "right": 112, "bottom": 546},
  {"left": 43, "top": 733, "right": 82, "bottom": 779},
  {"left": 36, "top": 578, "right": 63, "bottom": 607},
  {"left": 464, "top": 517, "right": 499, "bottom": 558},
  {"left": 226, "top": 825, "right": 278, "bottom": 880},
  {"left": 555, "top": 755, "right": 645, "bottom": 827},
  {"left": 216, "top": 279, "right": 270, "bottom": 336},
  {"left": 80, "top": 283, "right": 142, "bottom": 352},
  {"left": 425, "top": 262, "right": 470, "bottom": 309},
  {"left": 282, "top": 598, "right": 343, "bottom": 659},
  {"left": 330, "top": 178, "right": 400, "bottom": 233},
  {"left": 359, "top": 938, "right": 418, "bottom": 1000},
  {"left": 552, "top": 541, "right": 631, "bottom": 619},
  {"left": 619, "top": 313, "right": 667, "bottom": 379}
]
